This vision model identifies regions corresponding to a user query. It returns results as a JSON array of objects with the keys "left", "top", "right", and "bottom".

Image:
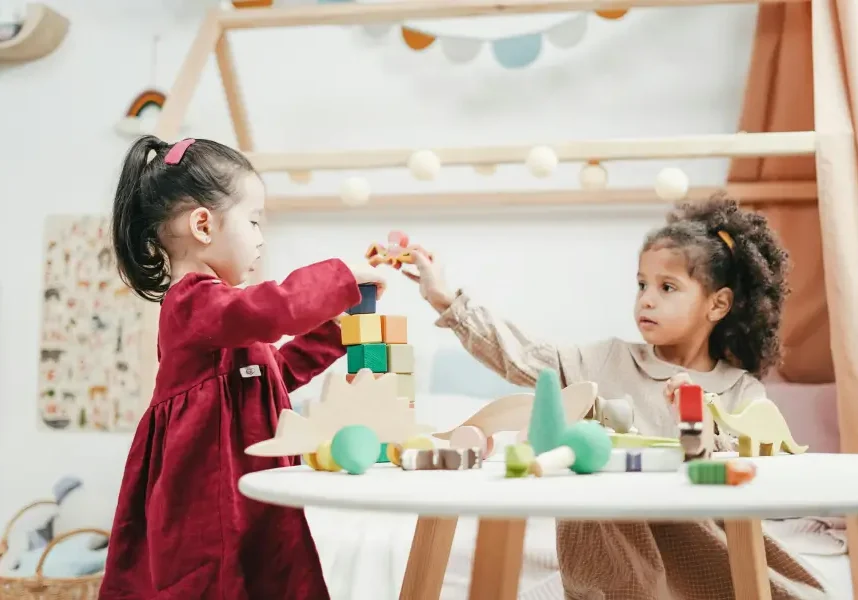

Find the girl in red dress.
[{"left": 100, "top": 136, "right": 385, "bottom": 600}]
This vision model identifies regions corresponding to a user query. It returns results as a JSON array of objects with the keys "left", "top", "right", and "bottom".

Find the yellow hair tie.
[{"left": 717, "top": 230, "right": 736, "bottom": 253}]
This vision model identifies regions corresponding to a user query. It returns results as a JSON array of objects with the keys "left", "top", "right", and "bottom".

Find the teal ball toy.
[
  {"left": 331, "top": 425, "right": 381, "bottom": 475},
  {"left": 561, "top": 420, "right": 612, "bottom": 474}
]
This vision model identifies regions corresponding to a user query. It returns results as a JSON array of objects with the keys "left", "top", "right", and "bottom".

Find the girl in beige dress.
[{"left": 402, "top": 193, "right": 830, "bottom": 599}]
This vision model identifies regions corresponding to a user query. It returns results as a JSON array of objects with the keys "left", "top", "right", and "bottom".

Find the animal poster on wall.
[{"left": 37, "top": 215, "right": 143, "bottom": 432}]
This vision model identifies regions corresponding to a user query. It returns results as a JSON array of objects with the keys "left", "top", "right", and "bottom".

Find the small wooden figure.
[
  {"left": 365, "top": 230, "right": 434, "bottom": 270},
  {"left": 677, "top": 384, "right": 714, "bottom": 462},
  {"left": 593, "top": 395, "right": 638, "bottom": 434},
  {"left": 400, "top": 448, "right": 482, "bottom": 470},
  {"left": 705, "top": 395, "right": 808, "bottom": 457}
]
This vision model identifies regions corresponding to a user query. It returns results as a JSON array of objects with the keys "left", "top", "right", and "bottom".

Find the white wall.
[{"left": 0, "top": 0, "right": 757, "bottom": 524}]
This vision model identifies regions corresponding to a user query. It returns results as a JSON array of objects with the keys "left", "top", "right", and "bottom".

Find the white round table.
[{"left": 238, "top": 453, "right": 858, "bottom": 600}]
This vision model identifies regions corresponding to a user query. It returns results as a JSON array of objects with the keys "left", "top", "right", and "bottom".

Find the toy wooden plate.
[{"left": 610, "top": 433, "right": 680, "bottom": 448}]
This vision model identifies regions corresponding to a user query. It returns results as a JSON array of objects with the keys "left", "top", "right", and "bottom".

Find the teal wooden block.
[{"left": 347, "top": 343, "right": 388, "bottom": 373}]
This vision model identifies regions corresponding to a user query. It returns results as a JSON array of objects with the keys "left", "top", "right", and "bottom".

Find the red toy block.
[{"left": 678, "top": 384, "right": 704, "bottom": 423}]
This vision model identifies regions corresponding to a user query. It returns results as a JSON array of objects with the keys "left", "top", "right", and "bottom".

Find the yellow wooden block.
[
  {"left": 387, "top": 344, "right": 414, "bottom": 374},
  {"left": 396, "top": 373, "right": 415, "bottom": 401},
  {"left": 340, "top": 314, "right": 382, "bottom": 345}
]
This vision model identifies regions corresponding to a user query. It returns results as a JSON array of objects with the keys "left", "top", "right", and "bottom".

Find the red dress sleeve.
[
  {"left": 274, "top": 321, "right": 346, "bottom": 392},
  {"left": 166, "top": 258, "right": 360, "bottom": 350}
]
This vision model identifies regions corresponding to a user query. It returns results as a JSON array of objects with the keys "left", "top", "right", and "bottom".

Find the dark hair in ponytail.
[
  {"left": 641, "top": 193, "right": 790, "bottom": 377},
  {"left": 111, "top": 135, "right": 255, "bottom": 302}
]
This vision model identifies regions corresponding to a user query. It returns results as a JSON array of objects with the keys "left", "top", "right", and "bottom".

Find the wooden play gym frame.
[{"left": 147, "top": 1, "right": 856, "bottom": 599}]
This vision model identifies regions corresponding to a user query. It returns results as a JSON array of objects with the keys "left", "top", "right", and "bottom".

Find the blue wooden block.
[{"left": 347, "top": 283, "right": 377, "bottom": 315}]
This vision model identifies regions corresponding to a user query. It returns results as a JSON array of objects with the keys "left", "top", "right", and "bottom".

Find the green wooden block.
[{"left": 347, "top": 343, "right": 388, "bottom": 373}]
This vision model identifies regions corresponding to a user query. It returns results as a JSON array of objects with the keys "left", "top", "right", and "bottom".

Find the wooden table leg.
[
  {"left": 468, "top": 518, "right": 527, "bottom": 600},
  {"left": 399, "top": 516, "right": 458, "bottom": 600},
  {"left": 724, "top": 519, "right": 772, "bottom": 600}
]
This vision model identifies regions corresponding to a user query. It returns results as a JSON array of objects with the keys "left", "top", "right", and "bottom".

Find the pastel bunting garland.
[{"left": 317, "top": 0, "right": 627, "bottom": 69}]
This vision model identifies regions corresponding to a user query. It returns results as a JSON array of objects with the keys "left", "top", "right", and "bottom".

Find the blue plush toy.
[
  {"left": 5, "top": 476, "right": 109, "bottom": 578},
  {"left": 11, "top": 531, "right": 108, "bottom": 578}
]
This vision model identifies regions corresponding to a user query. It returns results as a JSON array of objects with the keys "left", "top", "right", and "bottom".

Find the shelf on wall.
[{"left": 0, "top": 3, "right": 68, "bottom": 64}]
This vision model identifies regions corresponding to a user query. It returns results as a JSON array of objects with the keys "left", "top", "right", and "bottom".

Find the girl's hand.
[
  {"left": 401, "top": 250, "right": 455, "bottom": 313},
  {"left": 346, "top": 263, "right": 387, "bottom": 300},
  {"left": 664, "top": 372, "right": 693, "bottom": 415}
]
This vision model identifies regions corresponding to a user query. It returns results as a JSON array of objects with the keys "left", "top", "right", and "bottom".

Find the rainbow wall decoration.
[
  {"left": 319, "top": 0, "right": 628, "bottom": 69},
  {"left": 114, "top": 89, "right": 166, "bottom": 137}
]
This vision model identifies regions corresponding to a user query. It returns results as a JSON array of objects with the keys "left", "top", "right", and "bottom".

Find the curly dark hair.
[{"left": 641, "top": 192, "right": 790, "bottom": 377}]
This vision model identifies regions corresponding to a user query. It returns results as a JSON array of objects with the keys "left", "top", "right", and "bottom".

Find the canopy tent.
[{"left": 149, "top": 0, "right": 858, "bottom": 596}]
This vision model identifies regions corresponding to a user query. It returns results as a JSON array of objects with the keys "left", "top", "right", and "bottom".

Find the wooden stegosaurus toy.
[{"left": 245, "top": 369, "right": 434, "bottom": 459}]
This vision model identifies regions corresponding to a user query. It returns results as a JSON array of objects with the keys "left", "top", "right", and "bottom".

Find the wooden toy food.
[{"left": 686, "top": 459, "right": 757, "bottom": 486}]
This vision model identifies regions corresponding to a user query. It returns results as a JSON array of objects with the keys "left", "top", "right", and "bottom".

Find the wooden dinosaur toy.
[
  {"left": 365, "top": 230, "right": 434, "bottom": 270},
  {"left": 245, "top": 369, "right": 435, "bottom": 458},
  {"left": 704, "top": 394, "right": 808, "bottom": 457},
  {"left": 433, "top": 381, "right": 597, "bottom": 458}
]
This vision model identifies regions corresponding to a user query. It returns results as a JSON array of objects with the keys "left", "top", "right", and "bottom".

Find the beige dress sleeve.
[{"left": 435, "top": 290, "right": 617, "bottom": 387}]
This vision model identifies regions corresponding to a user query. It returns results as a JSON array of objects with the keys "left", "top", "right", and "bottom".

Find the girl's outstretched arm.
[
  {"left": 166, "top": 259, "right": 361, "bottom": 350},
  {"left": 273, "top": 320, "right": 346, "bottom": 392},
  {"left": 402, "top": 251, "right": 614, "bottom": 386}
]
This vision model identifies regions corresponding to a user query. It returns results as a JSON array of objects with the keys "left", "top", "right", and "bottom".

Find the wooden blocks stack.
[{"left": 341, "top": 284, "right": 416, "bottom": 410}]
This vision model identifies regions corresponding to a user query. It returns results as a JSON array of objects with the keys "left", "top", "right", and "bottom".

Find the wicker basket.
[{"left": 0, "top": 500, "right": 109, "bottom": 600}]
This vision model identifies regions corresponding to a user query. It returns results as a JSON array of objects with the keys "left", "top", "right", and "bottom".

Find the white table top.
[{"left": 238, "top": 453, "right": 858, "bottom": 520}]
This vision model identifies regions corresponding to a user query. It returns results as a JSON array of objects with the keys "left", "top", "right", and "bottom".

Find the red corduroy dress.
[{"left": 99, "top": 259, "right": 360, "bottom": 600}]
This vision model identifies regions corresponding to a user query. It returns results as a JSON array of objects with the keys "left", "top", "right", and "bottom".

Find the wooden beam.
[
  {"left": 247, "top": 132, "right": 816, "bottom": 173},
  {"left": 155, "top": 11, "right": 221, "bottom": 142},
  {"left": 217, "top": 0, "right": 810, "bottom": 30},
  {"left": 264, "top": 181, "right": 817, "bottom": 213},
  {"left": 215, "top": 31, "right": 254, "bottom": 151}
]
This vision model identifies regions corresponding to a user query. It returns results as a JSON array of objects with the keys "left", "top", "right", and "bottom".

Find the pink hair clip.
[{"left": 164, "top": 138, "right": 196, "bottom": 165}]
